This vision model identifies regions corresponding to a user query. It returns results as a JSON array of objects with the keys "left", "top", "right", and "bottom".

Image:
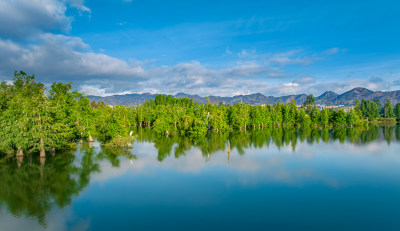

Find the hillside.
[{"left": 87, "top": 88, "right": 400, "bottom": 106}]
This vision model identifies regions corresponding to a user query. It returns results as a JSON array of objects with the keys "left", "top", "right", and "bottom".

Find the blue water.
[{"left": 1, "top": 127, "right": 400, "bottom": 231}]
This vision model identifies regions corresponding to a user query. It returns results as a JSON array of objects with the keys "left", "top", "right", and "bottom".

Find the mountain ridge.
[{"left": 87, "top": 87, "right": 400, "bottom": 106}]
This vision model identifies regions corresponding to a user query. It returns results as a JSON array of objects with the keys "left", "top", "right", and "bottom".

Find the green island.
[{"left": 1, "top": 71, "right": 400, "bottom": 157}]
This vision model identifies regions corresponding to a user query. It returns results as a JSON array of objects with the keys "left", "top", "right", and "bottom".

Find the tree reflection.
[
  {"left": 134, "top": 125, "right": 399, "bottom": 161},
  {"left": 383, "top": 126, "right": 394, "bottom": 145},
  {"left": 0, "top": 125, "right": 399, "bottom": 227},
  {"left": 0, "top": 152, "right": 97, "bottom": 227},
  {"left": 396, "top": 125, "right": 400, "bottom": 142}
]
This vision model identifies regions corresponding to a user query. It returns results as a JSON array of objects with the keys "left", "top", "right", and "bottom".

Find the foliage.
[
  {"left": 383, "top": 99, "right": 394, "bottom": 118},
  {"left": 0, "top": 71, "right": 132, "bottom": 155},
  {"left": 395, "top": 103, "right": 400, "bottom": 121},
  {"left": 1, "top": 71, "right": 398, "bottom": 157}
]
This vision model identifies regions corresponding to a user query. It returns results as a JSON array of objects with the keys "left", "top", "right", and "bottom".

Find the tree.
[
  {"left": 346, "top": 109, "right": 359, "bottom": 127},
  {"left": 334, "top": 109, "right": 347, "bottom": 127},
  {"left": 303, "top": 94, "right": 315, "bottom": 113},
  {"left": 383, "top": 99, "right": 394, "bottom": 118},
  {"left": 319, "top": 109, "right": 330, "bottom": 127},
  {"left": 0, "top": 71, "right": 68, "bottom": 155},
  {"left": 395, "top": 103, "right": 400, "bottom": 121}
]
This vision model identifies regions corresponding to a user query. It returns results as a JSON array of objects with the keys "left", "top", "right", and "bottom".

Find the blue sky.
[{"left": 0, "top": 0, "right": 399, "bottom": 96}]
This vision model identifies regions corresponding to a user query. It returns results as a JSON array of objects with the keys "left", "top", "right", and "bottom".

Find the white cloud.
[
  {"left": 0, "top": 34, "right": 146, "bottom": 82},
  {"left": 0, "top": 0, "right": 71, "bottom": 38},
  {"left": 0, "top": 33, "right": 392, "bottom": 97},
  {"left": 65, "top": 0, "right": 90, "bottom": 12},
  {"left": 0, "top": 0, "right": 392, "bottom": 98}
]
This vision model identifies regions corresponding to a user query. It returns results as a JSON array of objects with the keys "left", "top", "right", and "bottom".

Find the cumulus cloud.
[
  {"left": 0, "top": 0, "right": 392, "bottom": 98},
  {"left": 0, "top": 0, "right": 91, "bottom": 40},
  {"left": 0, "top": 32, "right": 391, "bottom": 97},
  {"left": 0, "top": 34, "right": 146, "bottom": 82},
  {"left": 271, "top": 78, "right": 392, "bottom": 97},
  {"left": 0, "top": 28, "right": 391, "bottom": 97},
  {"left": 0, "top": 30, "right": 282, "bottom": 96},
  {"left": 0, "top": 0, "right": 71, "bottom": 39}
]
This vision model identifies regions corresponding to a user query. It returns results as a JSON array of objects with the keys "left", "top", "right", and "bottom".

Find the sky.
[{"left": 0, "top": 0, "right": 399, "bottom": 97}]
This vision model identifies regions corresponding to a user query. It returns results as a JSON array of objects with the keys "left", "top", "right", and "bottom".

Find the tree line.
[
  {"left": 1, "top": 72, "right": 400, "bottom": 156},
  {"left": 125, "top": 92, "right": 400, "bottom": 135}
]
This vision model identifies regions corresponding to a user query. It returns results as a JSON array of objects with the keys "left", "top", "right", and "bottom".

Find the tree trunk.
[
  {"left": 17, "top": 155, "right": 23, "bottom": 168},
  {"left": 40, "top": 148, "right": 46, "bottom": 158},
  {"left": 16, "top": 147, "right": 23, "bottom": 157},
  {"left": 40, "top": 138, "right": 45, "bottom": 158},
  {"left": 88, "top": 132, "right": 94, "bottom": 142},
  {"left": 51, "top": 147, "right": 56, "bottom": 156}
]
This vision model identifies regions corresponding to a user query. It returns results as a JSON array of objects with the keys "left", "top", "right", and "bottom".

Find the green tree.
[
  {"left": 395, "top": 103, "right": 400, "bottom": 121},
  {"left": 383, "top": 99, "right": 394, "bottom": 118},
  {"left": 346, "top": 109, "right": 359, "bottom": 127},
  {"left": 303, "top": 94, "right": 315, "bottom": 113},
  {"left": 334, "top": 109, "right": 347, "bottom": 127},
  {"left": 319, "top": 109, "right": 330, "bottom": 127}
]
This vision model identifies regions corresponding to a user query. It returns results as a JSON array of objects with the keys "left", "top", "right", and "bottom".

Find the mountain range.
[{"left": 87, "top": 87, "right": 400, "bottom": 106}]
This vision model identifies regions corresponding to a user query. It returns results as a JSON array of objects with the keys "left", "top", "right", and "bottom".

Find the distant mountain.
[
  {"left": 87, "top": 88, "right": 400, "bottom": 106},
  {"left": 88, "top": 93, "right": 156, "bottom": 106},
  {"left": 328, "top": 88, "right": 400, "bottom": 106},
  {"left": 175, "top": 93, "right": 207, "bottom": 104},
  {"left": 277, "top": 94, "right": 308, "bottom": 104},
  {"left": 316, "top": 91, "right": 339, "bottom": 105},
  {"left": 332, "top": 87, "right": 374, "bottom": 105}
]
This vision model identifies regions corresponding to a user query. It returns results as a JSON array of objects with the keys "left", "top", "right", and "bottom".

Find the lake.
[{"left": 1, "top": 126, "right": 400, "bottom": 231}]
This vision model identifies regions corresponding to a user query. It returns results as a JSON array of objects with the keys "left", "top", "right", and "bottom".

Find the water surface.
[{"left": 1, "top": 126, "right": 400, "bottom": 231}]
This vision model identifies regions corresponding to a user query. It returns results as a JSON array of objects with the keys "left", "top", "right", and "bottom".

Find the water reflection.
[
  {"left": 0, "top": 125, "right": 399, "bottom": 229},
  {"left": 135, "top": 125, "right": 399, "bottom": 161},
  {"left": 0, "top": 147, "right": 95, "bottom": 227}
]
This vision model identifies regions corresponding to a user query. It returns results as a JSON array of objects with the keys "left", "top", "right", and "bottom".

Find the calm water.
[{"left": 1, "top": 126, "right": 400, "bottom": 231}]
